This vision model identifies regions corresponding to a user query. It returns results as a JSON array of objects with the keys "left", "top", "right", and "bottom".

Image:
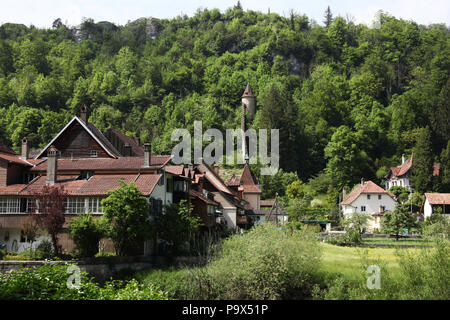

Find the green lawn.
[{"left": 319, "top": 243, "right": 420, "bottom": 282}]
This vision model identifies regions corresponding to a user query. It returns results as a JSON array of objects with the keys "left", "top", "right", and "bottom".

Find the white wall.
[
  {"left": 150, "top": 174, "right": 173, "bottom": 206},
  {"left": 386, "top": 177, "right": 411, "bottom": 191},
  {"left": 343, "top": 193, "right": 397, "bottom": 216},
  {"left": 424, "top": 198, "right": 433, "bottom": 218},
  {"left": 0, "top": 228, "right": 49, "bottom": 253}
]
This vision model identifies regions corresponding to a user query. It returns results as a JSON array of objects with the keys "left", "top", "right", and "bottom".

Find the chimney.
[
  {"left": 46, "top": 145, "right": 58, "bottom": 185},
  {"left": 21, "top": 137, "right": 29, "bottom": 160},
  {"left": 80, "top": 104, "right": 88, "bottom": 123},
  {"left": 402, "top": 153, "right": 406, "bottom": 164},
  {"left": 238, "top": 186, "right": 244, "bottom": 199},
  {"left": 198, "top": 176, "right": 204, "bottom": 192},
  {"left": 342, "top": 187, "right": 347, "bottom": 201},
  {"left": 144, "top": 143, "right": 151, "bottom": 167},
  {"left": 361, "top": 178, "right": 365, "bottom": 186},
  {"left": 123, "top": 143, "right": 131, "bottom": 156},
  {"left": 213, "top": 163, "right": 220, "bottom": 176}
]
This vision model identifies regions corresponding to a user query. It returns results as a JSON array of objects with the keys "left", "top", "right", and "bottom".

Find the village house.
[
  {"left": 0, "top": 84, "right": 267, "bottom": 253},
  {"left": 341, "top": 179, "right": 397, "bottom": 232},
  {"left": 0, "top": 106, "right": 194, "bottom": 254},
  {"left": 421, "top": 193, "right": 450, "bottom": 219},
  {"left": 385, "top": 153, "right": 440, "bottom": 191}
]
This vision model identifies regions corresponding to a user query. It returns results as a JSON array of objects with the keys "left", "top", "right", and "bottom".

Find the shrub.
[
  {"left": 69, "top": 213, "right": 107, "bottom": 257},
  {"left": 36, "top": 239, "right": 54, "bottom": 260},
  {"left": 0, "top": 249, "right": 5, "bottom": 260},
  {"left": 188, "top": 223, "right": 322, "bottom": 300},
  {"left": 0, "top": 263, "right": 168, "bottom": 300}
]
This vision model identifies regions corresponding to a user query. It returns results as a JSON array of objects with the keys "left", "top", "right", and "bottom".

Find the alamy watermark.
[
  {"left": 366, "top": 265, "right": 381, "bottom": 290},
  {"left": 66, "top": 265, "right": 81, "bottom": 289},
  {"left": 171, "top": 121, "right": 279, "bottom": 175}
]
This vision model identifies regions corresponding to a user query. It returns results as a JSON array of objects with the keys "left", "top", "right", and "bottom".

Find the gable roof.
[
  {"left": 196, "top": 159, "right": 234, "bottom": 195},
  {"left": 341, "top": 181, "right": 396, "bottom": 205},
  {"left": 387, "top": 153, "right": 414, "bottom": 178},
  {"left": 0, "top": 153, "right": 33, "bottom": 166},
  {"left": 242, "top": 83, "right": 254, "bottom": 98},
  {"left": 424, "top": 193, "right": 450, "bottom": 205},
  {"left": 35, "top": 117, "right": 120, "bottom": 159},
  {"left": 0, "top": 140, "right": 16, "bottom": 155},
  {"left": 104, "top": 128, "right": 144, "bottom": 156}
]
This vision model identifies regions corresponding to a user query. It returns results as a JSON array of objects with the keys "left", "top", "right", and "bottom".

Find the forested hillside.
[{"left": 0, "top": 4, "right": 449, "bottom": 195}]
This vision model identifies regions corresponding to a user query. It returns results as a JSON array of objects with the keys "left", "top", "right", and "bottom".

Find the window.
[
  {"left": 90, "top": 150, "right": 98, "bottom": 157},
  {"left": 87, "top": 198, "right": 103, "bottom": 214},
  {"left": 150, "top": 198, "right": 163, "bottom": 214},
  {"left": 157, "top": 169, "right": 165, "bottom": 186},
  {"left": 80, "top": 171, "right": 94, "bottom": 180},
  {"left": 367, "top": 195, "right": 371, "bottom": 200},
  {"left": 0, "top": 198, "right": 20, "bottom": 213},
  {"left": 361, "top": 206, "right": 366, "bottom": 212},
  {"left": 174, "top": 181, "right": 186, "bottom": 192},
  {"left": 378, "top": 195, "right": 382, "bottom": 200},
  {"left": 65, "top": 198, "right": 85, "bottom": 214},
  {"left": 381, "top": 206, "right": 386, "bottom": 212}
]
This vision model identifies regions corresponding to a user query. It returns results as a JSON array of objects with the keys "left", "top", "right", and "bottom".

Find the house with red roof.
[
  {"left": 341, "top": 179, "right": 398, "bottom": 232},
  {"left": 0, "top": 106, "right": 192, "bottom": 254},
  {"left": 422, "top": 193, "right": 450, "bottom": 219},
  {"left": 385, "top": 153, "right": 440, "bottom": 191}
]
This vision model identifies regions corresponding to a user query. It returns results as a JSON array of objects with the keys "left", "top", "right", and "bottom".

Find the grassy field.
[{"left": 318, "top": 243, "right": 421, "bottom": 282}]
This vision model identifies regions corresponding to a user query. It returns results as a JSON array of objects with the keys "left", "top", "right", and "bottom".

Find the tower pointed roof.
[{"left": 242, "top": 83, "right": 254, "bottom": 98}]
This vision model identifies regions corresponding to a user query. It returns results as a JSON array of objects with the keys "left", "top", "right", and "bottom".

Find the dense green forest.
[{"left": 0, "top": 4, "right": 449, "bottom": 197}]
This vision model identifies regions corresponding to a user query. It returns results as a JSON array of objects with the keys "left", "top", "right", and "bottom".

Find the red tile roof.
[
  {"left": 0, "top": 153, "right": 33, "bottom": 166},
  {"left": 0, "top": 141, "right": 16, "bottom": 155},
  {"left": 242, "top": 83, "right": 254, "bottom": 98},
  {"left": 165, "top": 165, "right": 185, "bottom": 176},
  {"left": 240, "top": 164, "right": 261, "bottom": 194},
  {"left": 341, "top": 181, "right": 396, "bottom": 205},
  {"left": 29, "top": 155, "right": 171, "bottom": 172},
  {"left": 226, "top": 174, "right": 241, "bottom": 187},
  {"left": 389, "top": 154, "right": 414, "bottom": 177},
  {"left": 189, "top": 189, "right": 219, "bottom": 206},
  {"left": 425, "top": 193, "right": 450, "bottom": 205},
  {"left": 19, "top": 174, "right": 161, "bottom": 197},
  {"left": 433, "top": 163, "right": 440, "bottom": 176}
]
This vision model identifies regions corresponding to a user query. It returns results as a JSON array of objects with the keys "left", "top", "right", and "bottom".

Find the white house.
[
  {"left": 422, "top": 193, "right": 450, "bottom": 219},
  {"left": 341, "top": 179, "right": 397, "bottom": 232}
]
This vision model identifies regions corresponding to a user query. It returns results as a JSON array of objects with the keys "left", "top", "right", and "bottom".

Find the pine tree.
[
  {"left": 323, "top": 6, "right": 333, "bottom": 28},
  {"left": 411, "top": 127, "right": 434, "bottom": 193}
]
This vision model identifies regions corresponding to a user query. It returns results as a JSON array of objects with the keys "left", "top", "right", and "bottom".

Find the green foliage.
[
  {"left": 344, "top": 212, "right": 372, "bottom": 235},
  {"left": 101, "top": 181, "right": 152, "bottom": 256},
  {"left": 317, "top": 239, "right": 450, "bottom": 299},
  {"left": 389, "top": 186, "right": 410, "bottom": 203},
  {"left": 152, "top": 200, "right": 201, "bottom": 256},
  {"left": 0, "top": 8, "right": 448, "bottom": 190},
  {"left": 0, "top": 263, "right": 168, "bottom": 300},
  {"left": 411, "top": 127, "right": 434, "bottom": 193},
  {"left": 423, "top": 212, "right": 450, "bottom": 240},
  {"left": 68, "top": 213, "right": 108, "bottom": 257},
  {"left": 188, "top": 223, "right": 322, "bottom": 299},
  {"left": 381, "top": 204, "right": 417, "bottom": 240}
]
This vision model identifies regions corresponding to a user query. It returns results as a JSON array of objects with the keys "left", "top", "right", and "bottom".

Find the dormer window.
[{"left": 80, "top": 171, "right": 94, "bottom": 180}]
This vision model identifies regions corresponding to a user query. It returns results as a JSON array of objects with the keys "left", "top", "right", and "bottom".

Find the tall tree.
[
  {"left": 323, "top": 6, "right": 333, "bottom": 28},
  {"left": 411, "top": 126, "right": 434, "bottom": 193},
  {"left": 440, "top": 140, "right": 450, "bottom": 192}
]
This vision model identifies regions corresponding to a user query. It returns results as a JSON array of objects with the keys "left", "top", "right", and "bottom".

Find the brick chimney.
[
  {"left": 21, "top": 137, "right": 29, "bottom": 160},
  {"left": 46, "top": 146, "right": 58, "bottom": 185},
  {"left": 144, "top": 143, "right": 151, "bottom": 167},
  {"left": 361, "top": 178, "right": 365, "bottom": 186},
  {"left": 80, "top": 104, "right": 88, "bottom": 123}
]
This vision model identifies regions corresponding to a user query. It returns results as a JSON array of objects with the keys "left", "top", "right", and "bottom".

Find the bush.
[
  {"left": 0, "top": 249, "right": 5, "bottom": 260},
  {"left": 0, "top": 263, "right": 168, "bottom": 300},
  {"left": 36, "top": 239, "right": 54, "bottom": 260},
  {"left": 69, "top": 213, "right": 107, "bottom": 257},
  {"left": 187, "top": 223, "right": 322, "bottom": 300}
]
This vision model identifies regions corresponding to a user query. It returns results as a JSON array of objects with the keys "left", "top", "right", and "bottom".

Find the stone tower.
[{"left": 241, "top": 83, "right": 256, "bottom": 161}]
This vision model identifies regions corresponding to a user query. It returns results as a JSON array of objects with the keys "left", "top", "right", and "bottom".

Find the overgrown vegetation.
[{"left": 0, "top": 263, "right": 168, "bottom": 300}]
